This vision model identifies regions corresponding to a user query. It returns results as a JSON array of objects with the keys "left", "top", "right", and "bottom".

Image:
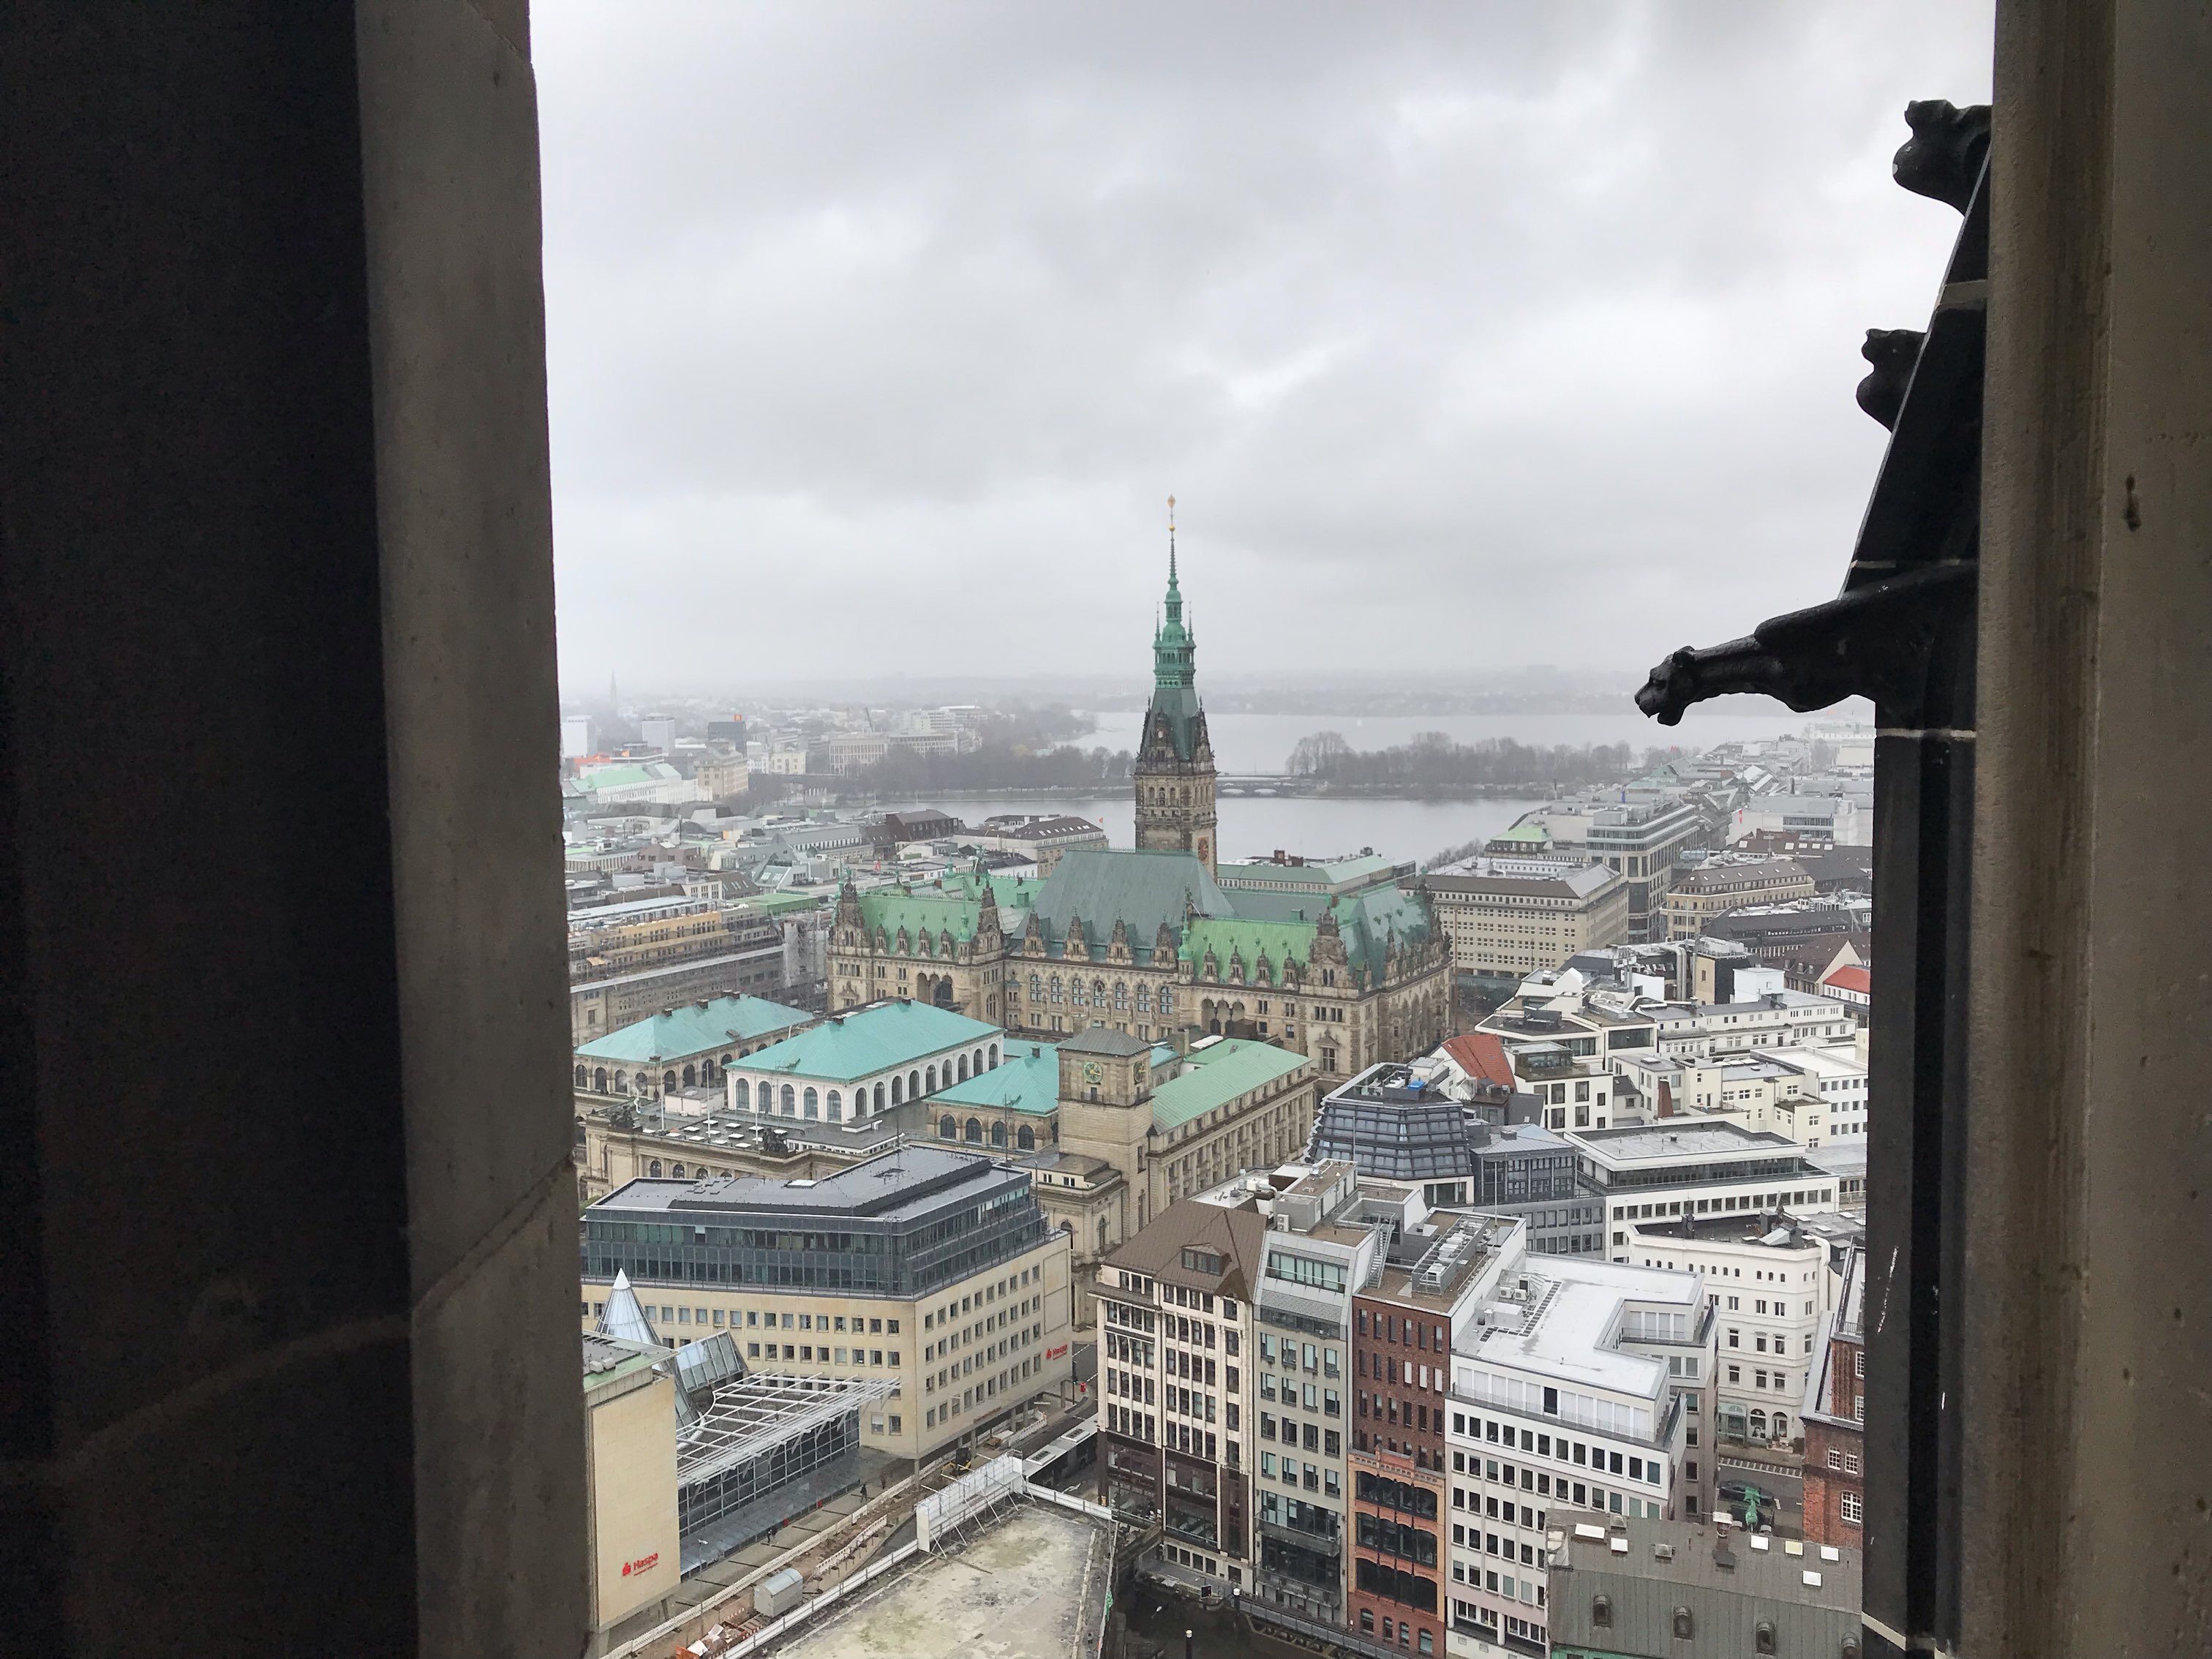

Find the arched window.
[
  {"left": 661, "top": 1070, "right": 676, "bottom": 1092},
  {"left": 873, "top": 1081, "right": 886, "bottom": 1113},
  {"left": 802, "top": 1086, "right": 819, "bottom": 1118},
  {"left": 957, "top": 1055, "right": 969, "bottom": 1082},
  {"left": 1672, "top": 1609, "right": 1694, "bottom": 1640},
  {"left": 1771, "top": 1412, "right": 1789, "bottom": 1440},
  {"left": 612, "top": 1071, "right": 627, "bottom": 1092},
  {"left": 1591, "top": 1596, "right": 1611, "bottom": 1630},
  {"left": 908, "top": 1069, "right": 920, "bottom": 1099},
  {"left": 681, "top": 1063, "right": 696, "bottom": 1087},
  {"left": 1017, "top": 1126, "right": 1034, "bottom": 1151},
  {"left": 891, "top": 1075, "right": 903, "bottom": 1105},
  {"left": 1096, "top": 1216, "right": 1108, "bottom": 1254},
  {"left": 990, "top": 1121, "right": 1007, "bottom": 1147},
  {"left": 1070, "top": 979, "right": 1086, "bottom": 1007},
  {"left": 731, "top": 1078, "right": 750, "bottom": 1109},
  {"left": 1093, "top": 979, "right": 1107, "bottom": 1007},
  {"left": 1136, "top": 985, "right": 1152, "bottom": 1013},
  {"left": 648, "top": 1159, "right": 662, "bottom": 1177},
  {"left": 827, "top": 1088, "right": 842, "bottom": 1119},
  {"left": 965, "top": 1118, "right": 982, "bottom": 1143},
  {"left": 939, "top": 1115, "right": 957, "bottom": 1140},
  {"left": 573, "top": 1116, "right": 585, "bottom": 1145},
  {"left": 721, "top": 1053, "right": 734, "bottom": 1072},
  {"left": 1113, "top": 981, "right": 1129, "bottom": 1010},
  {"left": 573, "top": 1064, "right": 588, "bottom": 1088},
  {"left": 925, "top": 1064, "right": 937, "bottom": 1094},
  {"left": 973, "top": 1046, "right": 985, "bottom": 1075},
  {"left": 988, "top": 1042, "right": 999, "bottom": 1066},
  {"left": 1157, "top": 988, "right": 1174, "bottom": 1020},
  {"left": 671, "top": 1162, "right": 685, "bottom": 1178},
  {"left": 1029, "top": 972, "right": 1044, "bottom": 1001},
  {"left": 1049, "top": 977, "right": 1063, "bottom": 1004},
  {"left": 1749, "top": 1409, "right": 1769, "bottom": 1439},
  {"left": 594, "top": 1066, "right": 608, "bottom": 1091},
  {"left": 780, "top": 1083, "right": 795, "bottom": 1113}
]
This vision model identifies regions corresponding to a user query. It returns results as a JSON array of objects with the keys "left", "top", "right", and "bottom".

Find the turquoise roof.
[
  {"left": 1151, "top": 1039, "right": 1309, "bottom": 1132},
  {"left": 576, "top": 995, "right": 814, "bottom": 1062},
  {"left": 1331, "top": 883, "right": 1434, "bottom": 983},
  {"left": 931, "top": 1039, "right": 1061, "bottom": 1115},
  {"left": 1030, "top": 848, "right": 1227, "bottom": 959},
  {"left": 740, "top": 1000, "right": 1002, "bottom": 1083},
  {"left": 1179, "top": 916, "right": 1315, "bottom": 979}
]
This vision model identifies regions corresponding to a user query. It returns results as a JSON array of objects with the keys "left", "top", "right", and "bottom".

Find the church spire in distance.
[{"left": 1153, "top": 494, "right": 1195, "bottom": 691}]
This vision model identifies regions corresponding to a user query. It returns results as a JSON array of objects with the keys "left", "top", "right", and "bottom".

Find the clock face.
[{"left": 1081, "top": 1061, "right": 1105, "bottom": 1085}]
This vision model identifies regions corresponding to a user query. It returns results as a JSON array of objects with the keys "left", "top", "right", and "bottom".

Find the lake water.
[
  {"left": 944, "top": 791, "right": 1548, "bottom": 869},
  {"left": 1075, "top": 699, "right": 1859, "bottom": 775}
]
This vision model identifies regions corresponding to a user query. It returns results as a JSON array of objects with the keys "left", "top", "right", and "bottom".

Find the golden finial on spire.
[{"left": 1167, "top": 493, "right": 1175, "bottom": 532}]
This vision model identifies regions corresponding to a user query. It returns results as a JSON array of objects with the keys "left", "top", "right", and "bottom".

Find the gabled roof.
[
  {"left": 1104, "top": 1196, "right": 1268, "bottom": 1301},
  {"left": 1031, "top": 848, "right": 1228, "bottom": 949},
  {"left": 1180, "top": 916, "right": 1314, "bottom": 977},
  {"left": 1440, "top": 1032, "right": 1516, "bottom": 1091},
  {"left": 1151, "top": 1039, "right": 1310, "bottom": 1131},
  {"left": 576, "top": 995, "right": 816, "bottom": 1062},
  {"left": 1821, "top": 964, "right": 1871, "bottom": 995},
  {"left": 738, "top": 999, "right": 1001, "bottom": 1083},
  {"left": 1330, "top": 882, "right": 1434, "bottom": 982}
]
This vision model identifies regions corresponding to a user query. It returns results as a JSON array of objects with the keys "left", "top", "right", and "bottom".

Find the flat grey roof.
[{"left": 593, "top": 1145, "right": 1018, "bottom": 1223}]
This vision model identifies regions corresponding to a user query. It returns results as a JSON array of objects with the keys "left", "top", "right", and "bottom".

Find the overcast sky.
[{"left": 535, "top": 1, "right": 1993, "bottom": 696}]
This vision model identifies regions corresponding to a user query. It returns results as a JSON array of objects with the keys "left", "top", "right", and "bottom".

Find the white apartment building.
[
  {"left": 1648, "top": 990, "right": 1857, "bottom": 1060},
  {"left": 1563, "top": 1121, "right": 1847, "bottom": 1263},
  {"left": 1622, "top": 1212, "right": 1832, "bottom": 1454},
  {"left": 1606, "top": 1037, "right": 1867, "bottom": 1149},
  {"left": 1442, "top": 1252, "right": 1716, "bottom": 1658}
]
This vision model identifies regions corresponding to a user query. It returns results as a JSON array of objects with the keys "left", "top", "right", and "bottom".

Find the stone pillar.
[
  {"left": 1963, "top": 3, "right": 2212, "bottom": 1655},
  {"left": 1, "top": 4, "right": 587, "bottom": 1654}
]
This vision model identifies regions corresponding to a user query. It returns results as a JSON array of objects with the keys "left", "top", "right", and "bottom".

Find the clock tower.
[
  {"left": 1054, "top": 1028, "right": 1159, "bottom": 1239},
  {"left": 1132, "top": 499, "right": 1219, "bottom": 876}
]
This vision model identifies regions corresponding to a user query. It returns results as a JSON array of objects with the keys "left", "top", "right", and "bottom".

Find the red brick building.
[
  {"left": 1350, "top": 1254, "right": 1476, "bottom": 1655},
  {"left": 1800, "top": 1244, "right": 1866, "bottom": 1546}
]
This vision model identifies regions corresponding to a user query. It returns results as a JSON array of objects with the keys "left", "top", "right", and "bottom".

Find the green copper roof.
[
  {"left": 1331, "top": 884, "right": 1434, "bottom": 983},
  {"left": 930, "top": 1039, "right": 1061, "bottom": 1115},
  {"left": 1151, "top": 1039, "right": 1309, "bottom": 1132},
  {"left": 1179, "top": 917, "right": 1315, "bottom": 978},
  {"left": 1031, "top": 849, "right": 1227, "bottom": 955},
  {"left": 1491, "top": 822, "right": 1553, "bottom": 844},
  {"left": 855, "top": 889, "right": 988, "bottom": 946},
  {"left": 739, "top": 1000, "right": 1002, "bottom": 1083},
  {"left": 1153, "top": 541, "right": 1195, "bottom": 689},
  {"left": 576, "top": 995, "right": 816, "bottom": 1062}
]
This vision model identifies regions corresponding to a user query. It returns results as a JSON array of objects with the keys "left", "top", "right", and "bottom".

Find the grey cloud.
[{"left": 535, "top": 0, "right": 1993, "bottom": 691}]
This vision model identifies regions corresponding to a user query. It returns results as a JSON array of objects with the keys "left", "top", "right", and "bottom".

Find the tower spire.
[{"left": 1167, "top": 493, "right": 1178, "bottom": 589}]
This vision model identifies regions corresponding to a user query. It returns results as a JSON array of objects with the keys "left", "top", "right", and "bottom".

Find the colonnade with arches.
[{"left": 722, "top": 1038, "right": 1004, "bottom": 1126}]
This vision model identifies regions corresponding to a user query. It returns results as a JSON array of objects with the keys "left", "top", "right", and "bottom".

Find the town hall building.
[{"left": 827, "top": 532, "right": 1452, "bottom": 1093}]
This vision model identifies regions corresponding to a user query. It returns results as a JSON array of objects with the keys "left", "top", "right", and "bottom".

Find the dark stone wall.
[{"left": 0, "top": 3, "right": 586, "bottom": 1652}]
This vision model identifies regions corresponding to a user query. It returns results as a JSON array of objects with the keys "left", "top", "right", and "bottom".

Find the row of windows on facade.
[
  {"left": 1451, "top": 1411, "right": 1666, "bottom": 1486},
  {"left": 1355, "top": 1605, "right": 1437, "bottom": 1654},
  {"left": 923, "top": 1353, "right": 1046, "bottom": 1430}
]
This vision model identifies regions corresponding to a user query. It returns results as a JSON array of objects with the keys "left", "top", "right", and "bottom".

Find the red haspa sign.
[{"left": 620, "top": 1551, "right": 660, "bottom": 1578}]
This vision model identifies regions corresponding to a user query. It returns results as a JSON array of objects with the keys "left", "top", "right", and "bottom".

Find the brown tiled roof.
[
  {"left": 1440, "top": 1032, "right": 1516, "bottom": 1091},
  {"left": 1102, "top": 1198, "right": 1268, "bottom": 1302}
]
